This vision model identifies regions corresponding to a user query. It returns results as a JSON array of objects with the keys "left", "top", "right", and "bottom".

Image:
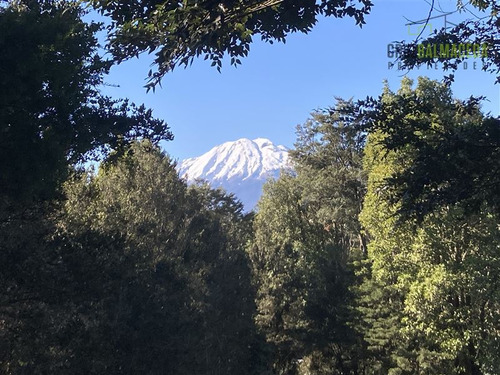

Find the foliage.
[
  {"left": 291, "top": 99, "right": 368, "bottom": 254},
  {"left": 0, "top": 0, "right": 172, "bottom": 206},
  {"left": 359, "top": 78, "right": 500, "bottom": 375},
  {"left": 1, "top": 141, "right": 263, "bottom": 374},
  {"left": 89, "top": 0, "right": 373, "bottom": 89},
  {"left": 398, "top": 1, "right": 499, "bottom": 83},
  {"left": 249, "top": 101, "right": 369, "bottom": 374},
  {"left": 250, "top": 174, "right": 355, "bottom": 374},
  {"left": 369, "top": 77, "right": 500, "bottom": 221},
  {"left": 2, "top": 1, "right": 500, "bottom": 370}
]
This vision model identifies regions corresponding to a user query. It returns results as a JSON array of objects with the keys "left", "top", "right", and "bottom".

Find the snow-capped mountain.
[{"left": 178, "top": 138, "right": 291, "bottom": 210}]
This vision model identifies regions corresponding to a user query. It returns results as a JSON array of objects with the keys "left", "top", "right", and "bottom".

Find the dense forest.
[{"left": 1, "top": 0, "right": 499, "bottom": 374}]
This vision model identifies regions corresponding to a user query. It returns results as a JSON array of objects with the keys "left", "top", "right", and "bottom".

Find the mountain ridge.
[{"left": 178, "top": 138, "right": 291, "bottom": 210}]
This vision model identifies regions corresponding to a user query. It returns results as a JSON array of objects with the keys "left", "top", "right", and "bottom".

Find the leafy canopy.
[
  {"left": 368, "top": 77, "right": 500, "bottom": 220},
  {"left": 89, "top": 0, "right": 373, "bottom": 89},
  {"left": 0, "top": 0, "right": 172, "bottom": 205},
  {"left": 359, "top": 78, "right": 500, "bottom": 374}
]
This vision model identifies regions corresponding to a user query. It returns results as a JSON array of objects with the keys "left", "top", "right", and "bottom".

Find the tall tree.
[
  {"left": 2, "top": 140, "right": 264, "bottom": 374},
  {"left": 367, "top": 76, "right": 500, "bottom": 221},
  {"left": 0, "top": 0, "right": 171, "bottom": 207},
  {"left": 359, "top": 77, "right": 500, "bottom": 375},
  {"left": 0, "top": 2, "right": 172, "bottom": 372},
  {"left": 291, "top": 99, "right": 368, "bottom": 255},
  {"left": 62, "top": 141, "right": 264, "bottom": 374},
  {"left": 251, "top": 173, "right": 353, "bottom": 374},
  {"left": 249, "top": 101, "right": 368, "bottom": 374}
]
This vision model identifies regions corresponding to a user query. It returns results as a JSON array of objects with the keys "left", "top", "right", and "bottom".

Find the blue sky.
[{"left": 97, "top": 0, "right": 499, "bottom": 161}]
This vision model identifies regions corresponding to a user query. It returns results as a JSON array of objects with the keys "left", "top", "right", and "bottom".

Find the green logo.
[{"left": 417, "top": 43, "right": 489, "bottom": 59}]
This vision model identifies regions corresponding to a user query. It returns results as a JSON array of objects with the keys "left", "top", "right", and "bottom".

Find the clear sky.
[{"left": 97, "top": 0, "right": 500, "bottom": 161}]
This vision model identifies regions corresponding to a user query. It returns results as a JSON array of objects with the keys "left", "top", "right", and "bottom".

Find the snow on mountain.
[{"left": 178, "top": 138, "right": 291, "bottom": 210}]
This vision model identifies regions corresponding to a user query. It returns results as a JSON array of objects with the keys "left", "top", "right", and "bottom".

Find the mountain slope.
[{"left": 178, "top": 138, "right": 291, "bottom": 210}]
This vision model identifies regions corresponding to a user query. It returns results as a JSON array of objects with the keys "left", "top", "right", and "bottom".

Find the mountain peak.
[{"left": 178, "top": 138, "right": 291, "bottom": 210}]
